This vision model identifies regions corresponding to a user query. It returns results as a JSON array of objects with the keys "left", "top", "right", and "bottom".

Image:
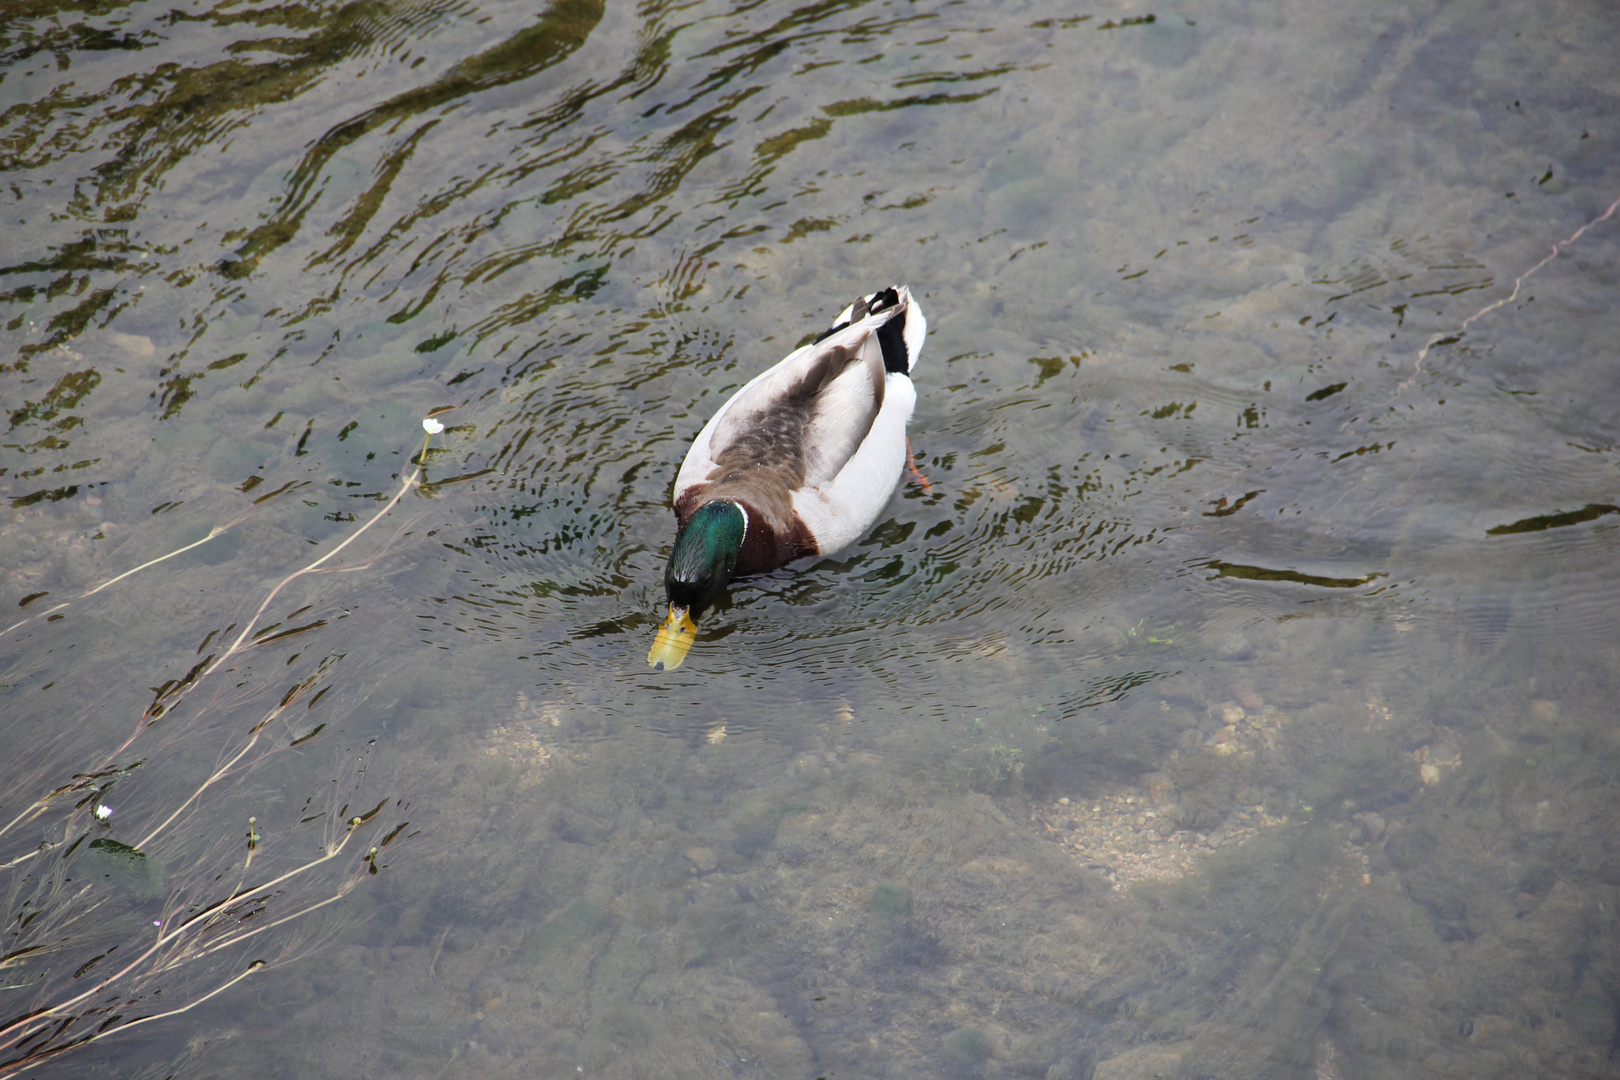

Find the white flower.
[
  {"left": 95, "top": 804, "right": 113, "bottom": 821},
  {"left": 422, "top": 417, "right": 445, "bottom": 435}
]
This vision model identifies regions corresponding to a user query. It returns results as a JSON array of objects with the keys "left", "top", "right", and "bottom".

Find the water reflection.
[{"left": 4, "top": 0, "right": 1620, "bottom": 1075}]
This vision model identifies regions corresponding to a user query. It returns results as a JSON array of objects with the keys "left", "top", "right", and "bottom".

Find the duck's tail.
[{"left": 817, "top": 285, "right": 926, "bottom": 375}]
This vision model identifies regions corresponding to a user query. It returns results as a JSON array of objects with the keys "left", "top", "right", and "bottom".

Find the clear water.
[{"left": 3, "top": 0, "right": 1619, "bottom": 1076}]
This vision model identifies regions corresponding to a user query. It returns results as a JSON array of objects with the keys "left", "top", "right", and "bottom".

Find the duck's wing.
[
  {"left": 674, "top": 287, "right": 925, "bottom": 523},
  {"left": 706, "top": 330, "right": 885, "bottom": 489}
]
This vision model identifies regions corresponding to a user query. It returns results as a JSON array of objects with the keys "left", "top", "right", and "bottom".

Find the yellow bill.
[{"left": 648, "top": 605, "right": 698, "bottom": 670}]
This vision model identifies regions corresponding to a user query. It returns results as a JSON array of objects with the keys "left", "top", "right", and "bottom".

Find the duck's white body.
[{"left": 671, "top": 286, "right": 927, "bottom": 570}]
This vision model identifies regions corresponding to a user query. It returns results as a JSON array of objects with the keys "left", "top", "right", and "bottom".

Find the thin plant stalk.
[
  {"left": 0, "top": 422, "right": 440, "bottom": 1077},
  {"left": 0, "top": 520, "right": 250, "bottom": 644},
  {"left": 0, "top": 426, "right": 439, "bottom": 855},
  {"left": 0, "top": 814, "right": 374, "bottom": 1059},
  {"left": 134, "top": 699, "right": 298, "bottom": 852},
  {"left": 127, "top": 427, "right": 437, "bottom": 732}
]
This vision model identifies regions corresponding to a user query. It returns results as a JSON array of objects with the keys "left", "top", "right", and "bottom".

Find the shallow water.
[{"left": 3, "top": 0, "right": 1619, "bottom": 1076}]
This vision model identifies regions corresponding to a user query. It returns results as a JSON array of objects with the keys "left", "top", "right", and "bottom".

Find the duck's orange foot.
[{"left": 906, "top": 437, "right": 935, "bottom": 494}]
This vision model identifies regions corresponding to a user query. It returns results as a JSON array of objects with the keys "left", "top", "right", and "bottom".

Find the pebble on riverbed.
[
  {"left": 475, "top": 692, "right": 586, "bottom": 788},
  {"left": 1024, "top": 699, "right": 1303, "bottom": 887},
  {"left": 1411, "top": 726, "right": 1462, "bottom": 785},
  {"left": 1030, "top": 783, "right": 1285, "bottom": 890}
]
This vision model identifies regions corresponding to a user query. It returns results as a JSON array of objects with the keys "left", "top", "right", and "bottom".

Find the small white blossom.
[
  {"left": 422, "top": 417, "right": 445, "bottom": 435},
  {"left": 95, "top": 804, "right": 113, "bottom": 821}
]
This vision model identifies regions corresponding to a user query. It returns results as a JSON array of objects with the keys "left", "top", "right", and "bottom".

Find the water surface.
[{"left": 3, "top": 0, "right": 1619, "bottom": 1077}]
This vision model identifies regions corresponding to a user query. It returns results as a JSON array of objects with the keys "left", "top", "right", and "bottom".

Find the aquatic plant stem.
[
  {"left": 0, "top": 428, "right": 437, "bottom": 858},
  {"left": 85, "top": 521, "right": 245, "bottom": 598},
  {"left": 0, "top": 818, "right": 371, "bottom": 1067},
  {"left": 0, "top": 961, "right": 268, "bottom": 1078},
  {"left": 1411, "top": 190, "right": 1620, "bottom": 372},
  {"left": 156, "top": 872, "right": 362, "bottom": 973},
  {"left": 169, "top": 430, "right": 436, "bottom": 719},
  {"left": 106, "top": 429, "right": 432, "bottom": 853},
  {"left": 125, "top": 432, "right": 436, "bottom": 849},
  {"left": 1333, "top": 187, "right": 1620, "bottom": 485},
  {"left": 132, "top": 704, "right": 288, "bottom": 852},
  {"left": 0, "top": 518, "right": 251, "bottom": 644},
  {"left": 0, "top": 424, "right": 436, "bottom": 1075}
]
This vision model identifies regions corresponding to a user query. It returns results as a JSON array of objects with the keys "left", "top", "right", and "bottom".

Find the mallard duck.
[{"left": 648, "top": 285, "right": 928, "bottom": 670}]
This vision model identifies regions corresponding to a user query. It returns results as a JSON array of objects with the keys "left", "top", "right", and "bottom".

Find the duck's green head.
[
  {"left": 649, "top": 500, "right": 745, "bottom": 670},
  {"left": 666, "top": 500, "right": 745, "bottom": 614}
]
